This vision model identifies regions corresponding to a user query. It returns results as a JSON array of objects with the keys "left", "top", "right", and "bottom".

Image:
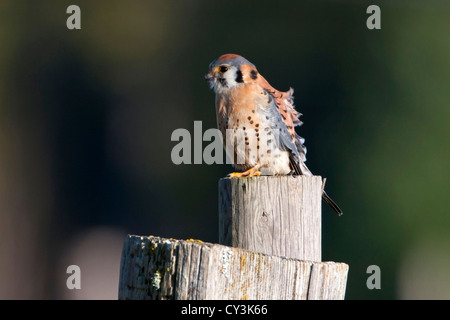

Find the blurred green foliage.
[{"left": 0, "top": 0, "right": 449, "bottom": 299}]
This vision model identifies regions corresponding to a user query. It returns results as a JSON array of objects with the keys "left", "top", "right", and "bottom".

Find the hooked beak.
[{"left": 204, "top": 72, "right": 214, "bottom": 81}]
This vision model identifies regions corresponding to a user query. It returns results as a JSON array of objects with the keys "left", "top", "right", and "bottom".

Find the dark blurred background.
[{"left": 0, "top": 0, "right": 449, "bottom": 299}]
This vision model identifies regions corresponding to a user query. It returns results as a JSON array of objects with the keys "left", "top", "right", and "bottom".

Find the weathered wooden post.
[
  {"left": 119, "top": 176, "right": 348, "bottom": 300},
  {"left": 219, "top": 176, "right": 321, "bottom": 261}
]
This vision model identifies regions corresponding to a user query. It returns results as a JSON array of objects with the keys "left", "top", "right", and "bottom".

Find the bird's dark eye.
[{"left": 218, "top": 66, "right": 229, "bottom": 73}]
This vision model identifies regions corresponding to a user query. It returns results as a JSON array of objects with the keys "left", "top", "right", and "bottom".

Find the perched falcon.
[{"left": 205, "top": 54, "right": 343, "bottom": 215}]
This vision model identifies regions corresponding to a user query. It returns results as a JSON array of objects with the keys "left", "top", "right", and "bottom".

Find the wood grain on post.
[
  {"left": 118, "top": 235, "right": 348, "bottom": 300},
  {"left": 219, "top": 176, "right": 322, "bottom": 262}
]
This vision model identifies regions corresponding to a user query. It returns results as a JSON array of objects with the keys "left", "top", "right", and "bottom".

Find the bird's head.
[{"left": 205, "top": 54, "right": 260, "bottom": 94}]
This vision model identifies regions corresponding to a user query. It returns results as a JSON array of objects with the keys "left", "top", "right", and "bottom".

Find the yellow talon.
[
  {"left": 227, "top": 168, "right": 261, "bottom": 178},
  {"left": 251, "top": 170, "right": 261, "bottom": 177},
  {"left": 228, "top": 172, "right": 244, "bottom": 178}
]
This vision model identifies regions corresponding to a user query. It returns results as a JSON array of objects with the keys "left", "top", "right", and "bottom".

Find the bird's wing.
[
  {"left": 256, "top": 87, "right": 305, "bottom": 175},
  {"left": 257, "top": 74, "right": 307, "bottom": 163}
]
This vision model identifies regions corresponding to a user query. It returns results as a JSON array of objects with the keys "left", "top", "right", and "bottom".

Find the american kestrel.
[{"left": 205, "top": 54, "right": 343, "bottom": 215}]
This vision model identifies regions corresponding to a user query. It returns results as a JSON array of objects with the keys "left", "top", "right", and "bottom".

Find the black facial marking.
[
  {"left": 218, "top": 77, "right": 227, "bottom": 87},
  {"left": 250, "top": 69, "right": 258, "bottom": 80},
  {"left": 235, "top": 69, "right": 244, "bottom": 83}
]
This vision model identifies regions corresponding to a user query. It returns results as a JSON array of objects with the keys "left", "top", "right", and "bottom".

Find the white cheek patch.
[
  {"left": 222, "top": 70, "right": 238, "bottom": 87},
  {"left": 213, "top": 69, "right": 241, "bottom": 95}
]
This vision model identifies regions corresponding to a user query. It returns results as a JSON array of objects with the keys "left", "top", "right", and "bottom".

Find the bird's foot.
[{"left": 227, "top": 168, "right": 261, "bottom": 178}]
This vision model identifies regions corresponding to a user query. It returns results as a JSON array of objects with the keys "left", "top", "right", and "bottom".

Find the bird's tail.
[
  {"left": 322, "top": 190, "right": 343, "bottom": 216},
  {"left": 291, "top": 159, "right": 343, "bottom": 215}
]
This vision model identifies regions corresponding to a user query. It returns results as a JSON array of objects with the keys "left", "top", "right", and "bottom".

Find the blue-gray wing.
[{"left": 259, "top": 90, "right": 308, "bottom": 175}]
